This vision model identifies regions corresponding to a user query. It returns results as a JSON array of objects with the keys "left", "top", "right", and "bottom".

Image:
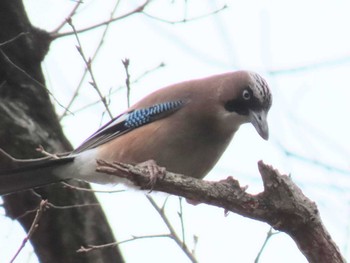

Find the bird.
[{"left": 0, "top": 71, "right": 272, "bottom": 195}]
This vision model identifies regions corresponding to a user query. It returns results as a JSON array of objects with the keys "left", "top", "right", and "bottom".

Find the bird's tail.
[{"left": 0, "top": 149, "right": 74, "bottom": 196}]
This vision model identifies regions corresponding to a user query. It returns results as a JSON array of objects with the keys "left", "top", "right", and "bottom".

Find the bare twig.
[
  {"left": 36, "top": 145, "right": 60, "bottom": 159},
  {"left": 67, "top": 18, "right": 113, "bottom": 119},
  {"left": 122, "top": 58, "right": 131, "bottom": 107},
  {"left": 77, "top": 233, "right": 170, "bottom": 253},
  {"left": 59, "top": 0, "right": 122, "bottom": 120},
  {"left": 0, "top": 32, "right": 28, "bottom": 47},
  {"left": 142, "top": 4, "right": 228, "bottom": 24},
  {"left": 14, "top": 199, "right": 101, "bottom": 220},
  {"left": 15, "top": 206, "right": 42, "bottom": 220},
  {"left": 136, "top": 62, "right": 165, "bottom": 80},
  {"left": 61, "top": 182, "right": 125, "bottom": 194},
  {"left": 254, "top": 227, "right": 280, "bottom": 263},
  {"left": 178, "top": 197, "right": 186, "bottom": 246},
  {"left": 52, "top": 1, "right": 82, "bottom": 34},
  {"left": 52, "top": 1, "right": 151, "bottom": 39},
  {"left": 77, "top": 194, "right": 198, "bottom": 262},
  {"left": 10, "top": 200, "right": 48, "bottom": 263},
  {"left": 192, "top": 235, "right": 199, "bottom": 255},
  {"left": 47, "top": 202, "right": 101, "bottom": 210},
  {"left": 70, "top": 62, "right": 165, "bottom": 115},
  {"left": 0, "top": 49, "right": 68, "bottom": 112},
  {"left": 268, "top": 55, "right": 350, "bottom": 75},
  {"left": 146, "top": 196, "right": 198, "bottom": 263},
  {"left": 277, "top": 144, "right": 350, "bottom": 176}
]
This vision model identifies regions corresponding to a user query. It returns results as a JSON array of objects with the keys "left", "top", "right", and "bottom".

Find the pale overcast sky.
[{"left": 2, "top": 1, "right": 350, "bottom": 262}]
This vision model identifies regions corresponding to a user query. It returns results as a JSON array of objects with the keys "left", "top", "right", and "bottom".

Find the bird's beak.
[{"left": 249, "top": 110, "right": 269, "bottom": 140}]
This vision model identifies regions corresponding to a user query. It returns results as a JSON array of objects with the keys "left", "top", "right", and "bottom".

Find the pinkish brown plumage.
[{"left": 0, "top": 71, "right": 272, "bottom": 195}]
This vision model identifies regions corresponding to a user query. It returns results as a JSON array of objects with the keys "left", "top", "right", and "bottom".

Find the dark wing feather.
[{"left": 73, "top": 100, "right": 185, "bottom": 153}]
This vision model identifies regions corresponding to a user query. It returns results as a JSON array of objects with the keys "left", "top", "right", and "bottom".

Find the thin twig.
[
  {"left": 67, "top": 18, "right": 113, "bottom": 119},
  {"left": 255, "top": 227, "right": 280, "bottom": 263},
  {"left": 0, "top": 32, "right": 28, "bottom": 47},
  {"left": 178, "top": 197, "right": 186, "bottom": 246},
  {"left": 15, "top": 200, "right": 101, "bottom": 220},
  {"left": 192, "top": 235, "right": 199, "bottom": 255},
  {"left": 0, "top": 49, "right": 69, "bottom": 112},
  {"left": 59, "top": 0, "right": 122, "bottom": 120},
  {"left": 78, "top": 195, "right": 197, "bottom": 262},
  {"left": 47, "top": 202, "right": 101, "bottom": 210},
  {"left": 268, "top": 55, "right": 350, "bottom": 75},
  {"left": 52, "top": 0, "right": 151, "bottom": 39},
  {"left": 10, "top": 200, "right": 48, "bottom": 263},
  {"left": 36, "top": 145, "right": 60, "bottom": 159},
  {"left": 77, "top": 234, "right": 171, "bottom": 253},
  {"left": 122, "top": 58, "right": 131, "bottom": 107},
  {"left": 275, "top": 140, "right": 350, "bottom": 175},
  {"left": 52, "top": 1, "right": 82, "bottom": 34},
  {"left": 146, "top": 196, "right": 198, "bottom": 263},
  {"left": 70, "top": 62, "right": 165, "bottom": 115},
  {"left": 61, "top": 182, "right": 125, "bottom": 194},
  {"left": 142, "top": 4, "right": 228, "bottom": 24},
  {"left": 136, "top": 62, "right": 165, "bottom": 80}
]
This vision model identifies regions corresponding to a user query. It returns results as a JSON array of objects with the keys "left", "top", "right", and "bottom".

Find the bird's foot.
[{"left": 136, "top": 160, "right": 166, "bottom": 191}]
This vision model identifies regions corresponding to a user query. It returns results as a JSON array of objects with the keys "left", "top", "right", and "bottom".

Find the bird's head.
[{"left": 221, "top": 71, "right": 272, "bottom": 140}]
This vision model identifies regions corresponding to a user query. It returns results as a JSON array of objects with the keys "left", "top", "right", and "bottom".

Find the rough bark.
[
  {"left": 97, "top": 160, "right": 345, "bottom": 263},
  {"left": 0, "top": 1, "right": 124, "bottom": 262}
]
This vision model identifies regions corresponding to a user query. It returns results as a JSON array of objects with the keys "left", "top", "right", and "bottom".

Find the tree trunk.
[{"left": 0, "top": 1, "right": 124, "bottom": 262}]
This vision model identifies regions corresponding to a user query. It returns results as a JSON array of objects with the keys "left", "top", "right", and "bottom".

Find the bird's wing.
[{"left": 73, "top": 100, "right": 185, "bottom": 153}]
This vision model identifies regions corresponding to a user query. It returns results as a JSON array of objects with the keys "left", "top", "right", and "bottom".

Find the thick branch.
[{"left": 96, "top": 160, "right": 345, "bottom": 263}]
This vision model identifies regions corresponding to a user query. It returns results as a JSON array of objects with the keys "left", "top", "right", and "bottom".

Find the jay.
[{"left": 0, "top": 71, "right": 272, "bottom": 195}]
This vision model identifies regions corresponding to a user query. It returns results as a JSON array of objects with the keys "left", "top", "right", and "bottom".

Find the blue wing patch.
[
  {"left": 125, "top": 101, "right": 184, "bottom": 128},
  {"left": 73, "top": 100, "right": 185, "bottom": 153}
]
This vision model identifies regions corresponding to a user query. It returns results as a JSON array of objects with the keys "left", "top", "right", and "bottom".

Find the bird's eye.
[{"left": 242, "top": 89, "right": 251, "bottom": 100}]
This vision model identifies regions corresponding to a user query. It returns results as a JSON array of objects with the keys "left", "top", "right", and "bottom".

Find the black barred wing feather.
[{"left": 73, "top": 100, "right": 185, "bottom": 153}]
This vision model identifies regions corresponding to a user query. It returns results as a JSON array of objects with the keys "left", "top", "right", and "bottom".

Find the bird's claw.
[{"left": 136, "top": 160, "right": 166, "bottom": 191}]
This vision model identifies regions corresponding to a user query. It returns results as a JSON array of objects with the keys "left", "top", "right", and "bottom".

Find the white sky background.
[{"left": 1, "top": 0, "right": 350, "bottom": 262}]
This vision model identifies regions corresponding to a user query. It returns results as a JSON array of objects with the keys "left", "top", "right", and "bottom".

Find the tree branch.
[
  {"left": 10, "top": 200, "right": 48, "bottom": 262},
  {"left": 51, "top": 0, "right": 151, "bottom": 39},
  {"left": 96, "top": 159, "right": 345, "bottom": 263}
]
